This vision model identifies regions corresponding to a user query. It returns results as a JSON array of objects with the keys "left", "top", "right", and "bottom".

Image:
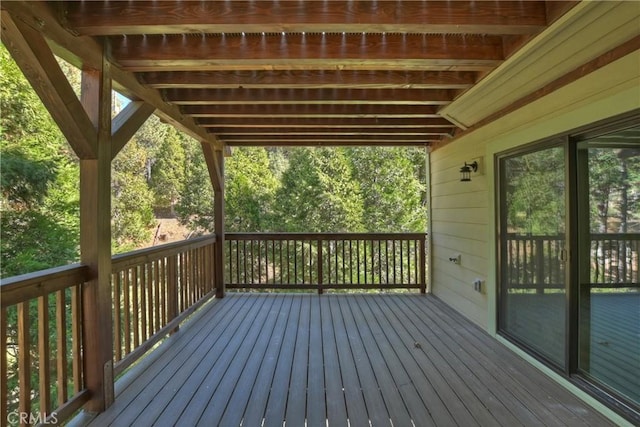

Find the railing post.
[
  {"left": 419, "top": 236, "right": 427, "bottom": 294},
  {"left": 317, "top": 239, "right": 323, "bottom": 295}
]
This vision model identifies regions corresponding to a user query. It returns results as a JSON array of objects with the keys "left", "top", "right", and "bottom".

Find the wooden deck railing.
[
  {"left": 110, "top": 235, "right": 216, "bottom": 376},
  {"left": 1, "top": 264, "right": 90, "bottom": 426},
  {"left": 1, "top": 235, "right": 217, "bottom": 426},
  {"left": 225, "top": 233, "right": 427, "bottom": 293},
  {"left": 506, "top": 233, "right": 640, "bottom": 289}
]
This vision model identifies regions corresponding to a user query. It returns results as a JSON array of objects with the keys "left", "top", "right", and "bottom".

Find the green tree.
[
  {"left": 1, "top": 43, "right": 80, "bottom": 277},
  {"left": 274, "top": 147, "right": 364, "bottom": 232},
  {"left": 505, "top": 147, "right": 565, "bottom": 235},
  {"left": 150, "top": 125, "right": 186, "bottom": 216},
  {"left": 112, "top": 138, "right": 155, "bottom": 252},
  {"left": 176, "top": 141, "right": 215, "bottom": 233},
  {"left": 346, "top": 147, "right": 426, "bottom": 232},
  {"left": 226, "top": 147, "right": 279, "bottom": 231}
]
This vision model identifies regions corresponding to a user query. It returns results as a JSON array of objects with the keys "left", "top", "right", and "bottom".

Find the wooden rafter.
[
  {"left": 181, "top": 104, "right": 441, "bottom": 118},
  {"left": 62, "top": 1, "right": 547, "bottom": 36},
  {"left": 209, "top": 128, "right": 453, "bottom": 136},
  {"left": 196, "top": 117, "right": 455, "bottom": 128},
  {"left": 162, "top": 88, "right": 453, "bottom": 105},
  {"left": 110, "top": 33, "right": 503, "bottom": 72},
  {"left": 140, "top": 70, "right": 476, "bottom": 90}
]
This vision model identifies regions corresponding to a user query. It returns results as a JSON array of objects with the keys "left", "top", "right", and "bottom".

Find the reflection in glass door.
[
  {"left": 577, "top": 127, "right": 640, "bottom": 407},
  {"left": 499, "top": 144, "right": 567, "bottom": 368}
]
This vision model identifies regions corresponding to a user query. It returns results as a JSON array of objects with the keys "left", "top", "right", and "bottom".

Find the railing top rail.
[
  {"left": 590, "top": 233, "right": 640, "bottom": 240},
  {"left": 226, "top": 232, "right": 428, "bottom": 240},
  {"left": 505, "top": 233, "right": 640, "bottom": 240},
  {"left": 0, "top": 263, "right": 89, "bottom": 307},
  {"left": 112, "top": 234, "right": 216, "bottom": 271}
]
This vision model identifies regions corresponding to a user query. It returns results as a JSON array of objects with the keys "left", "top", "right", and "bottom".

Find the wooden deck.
[{"left": 81, "top": 293, "right": 614, "bottom": 427}]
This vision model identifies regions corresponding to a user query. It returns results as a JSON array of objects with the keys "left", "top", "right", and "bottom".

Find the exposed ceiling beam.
[
  {"left": 196, "top": 117, "right": 456, "bottom": 128},
  {"left": 224, "top": 139, "right": 436, "bottom": 147},
  {"left": 110, "top": 33, "right": 503, "bottom": 72},
  {"left": 220, "top": 134, "right": 433, "bottom": 142},
  {"left": 163, "top": 88, "right": 453, "bottom": 105},
  {"left": 140, "top": 70, "right": 477, "bottom": 90},
  {"left": 62, "top": 1, "right": 547, "bottom": 36},
  {"left": 210, "top": 128, "right": 453, "bottom": 136},
  {"left": 181, "top": 104, "right": 441, "bottom": 118}
]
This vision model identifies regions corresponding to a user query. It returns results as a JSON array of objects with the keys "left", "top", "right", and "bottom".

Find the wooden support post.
[
  {"left": 80, "top": 47, "right": 114, "bottom": 412},
  {"left": 213, "top": 149, "right": 226, "bottom": 298}
]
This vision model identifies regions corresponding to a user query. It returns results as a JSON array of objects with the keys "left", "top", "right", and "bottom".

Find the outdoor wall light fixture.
[{"left": 460, "top": 161, "right": 478, "bottom": 182}]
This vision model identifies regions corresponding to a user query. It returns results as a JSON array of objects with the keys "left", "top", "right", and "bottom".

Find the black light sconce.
[{"left": 460, "top": 161, "right": 478, "bottom": 182}]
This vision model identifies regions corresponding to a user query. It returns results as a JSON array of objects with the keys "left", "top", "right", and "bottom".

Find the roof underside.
[{"left": 2, "top": 1, "right": 586, "bottom": 148}]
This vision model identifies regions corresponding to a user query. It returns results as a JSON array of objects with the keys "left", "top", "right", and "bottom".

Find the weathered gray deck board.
[{"left": 85, "top": 293, "right": 616, "bottom": 427}]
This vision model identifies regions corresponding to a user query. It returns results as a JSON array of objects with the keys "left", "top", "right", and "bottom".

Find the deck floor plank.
[
  {"left": 329, "top": 296, "right": 371, "bottom": 427},
  {"left": 193, "top": 294, "right": 284, "bottom": 426},
  {"left": 251, "top": 294, "right": 300, "bottom": 427},
  {"left": 382, "top": 296, "right": 496, "bottom": 427},
  {"left": 284, "top": 295, "right": 311, "bottom": 426},
  {"left": 219, "top": 294, "right": 289, "bottom": 426},
  {"left": 367, "top": 296, "right": 462, "bottom": 425},
  {"left": 86, "top": 296, "right": 240, "bottom": 427},
  {"left": 144, "top": 294, "right": 265, "bottom": 427},
  {"left": 407, "top": 295, "right": 603, "bottom": 427},
  {"left": 355, "top": 295, "right": 436, "bottom": 426},
  {"left": 307, "top": 293, "right": 327, "bottom": 426},
  {"left": 346, "top": 296, "right": 418, "bottom": 426},
  {"left": 321, "top": 297, "right": 349, "bottom": 427},
  {"left": 336, "top": 296, "right": 392, "bottom": 427},
  {"left": 82, "top": 293, "right": 617, "bottom": 427},
  {"left": 369, "top": 295, "right": 479, "bottom": 427}
]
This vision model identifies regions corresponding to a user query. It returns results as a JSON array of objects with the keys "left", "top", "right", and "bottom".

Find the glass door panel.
[
  {"left": 499, "top": 144, "right": 567, "bottom": 367},
  {"left": 578, "top": 127, "right": 640, "bottom": 406}
]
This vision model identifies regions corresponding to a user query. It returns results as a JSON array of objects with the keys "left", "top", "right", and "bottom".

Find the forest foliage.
[{"left": 1, "top": 44, "right": 427, "bottom": 278}]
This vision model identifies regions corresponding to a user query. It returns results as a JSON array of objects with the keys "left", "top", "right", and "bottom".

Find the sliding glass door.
[
  {"left": 577, "top": 126, "right": 640, "bottom": 407},
  {"left": 499, "top": 142, "right": 568, "bottom": 368},
  {"left": 498, "top": 118, "right": 639, "bottom": 415}
]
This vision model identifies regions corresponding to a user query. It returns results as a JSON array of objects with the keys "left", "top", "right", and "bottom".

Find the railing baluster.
[
  {"left": 18, "top": 301, "right": 31, "bottom": 427},
  {"left": 114, "top": 273, "right": 122, "bottom": 362},
  {"left": 123, "top": 268, "right": 131, "bottom": 354},
  {"left": 132, "top": 267, "right": 139, "bottom": 349},
  {"left": 141, "top": 263, "right": 148, "bottom": 341},
  {"left": 56, "top": 290, "right": 68, "bottom": 406},
  {"left": 317, "top": 239, "right": 323, "bottom": 295},
  {"left": 71, "top": 285, "right": 82, "bottom": 394},
  {"left": 1, "top": 306, "right": 7, "bottom": 423},
  {"left": 38, "top": 295, "right": 51, "bottom": 416}
]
